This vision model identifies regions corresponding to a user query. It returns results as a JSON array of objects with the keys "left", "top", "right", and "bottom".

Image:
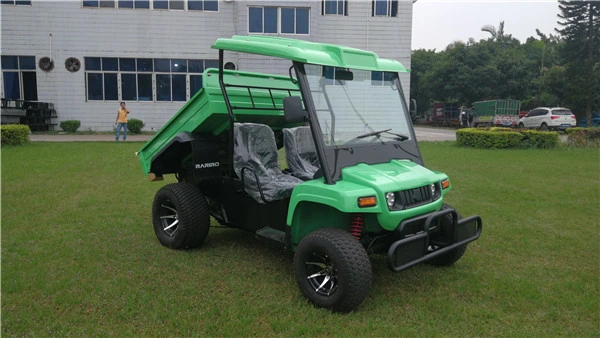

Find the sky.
[{"left": 412, "top": 0, "right": 562, "bottom": 51}]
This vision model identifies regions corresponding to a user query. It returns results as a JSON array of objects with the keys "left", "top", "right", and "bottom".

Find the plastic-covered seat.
[
  {"left": 283, "top": 126, "right": 320, "bottom": 181},
  {"left": 233, "top": 123, "right": 303, "bottom": 203}
]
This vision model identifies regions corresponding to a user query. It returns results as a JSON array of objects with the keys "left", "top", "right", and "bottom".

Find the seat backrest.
[
  {"left": 234, "top": 122, "right": 302, "bottom": 203},
  {"left": 233, "top": 122, "right": 280, "bottom": 178},
  {"left": 283, "top": 126, "right": 320, "bottom": 180}
]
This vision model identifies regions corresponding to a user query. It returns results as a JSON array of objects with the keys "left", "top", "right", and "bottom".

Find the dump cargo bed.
[{"left": 137, "top": 68, "right": 300, "bottom": 176}]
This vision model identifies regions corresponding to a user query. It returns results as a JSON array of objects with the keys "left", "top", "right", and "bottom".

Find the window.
[
  {"left": 1, "top": 55, "right": 37, "bottom": 100},
  {"left": 371, "top": 71, "right": 396, "bottom": 86},
  {"left": 84, "top": 0, "right": 213, "bottom": 10},
  {"left": 281, "top": 8, "right": 309, "bottom": 34},
  {"left": 322, "top": 66, "right": 346, "bottom": 86},
  {"left": 135, "top": 0, "right": 149, "bottom": 8},
  {"left": 84, "top": 57, "right": 213, "bottom": 101},
  {"left": 153, "top": 0, "right": 167, "bottom": 9},
  {"left": 372, "top": 0, "right": 397, "bottom": 17},
  {"left": 155, "top": 59, "right": 186, "bottom": 101},
  {"left": 85, "top": 57, "right": 118, "bottom": 101},
  {"left": 322, "top": 0, "right": 347, "bottom": 16},
  {"left": 188, "top": 0, "right": 217, "bottom": 11},
  {"left": 169, "top": 0, "right": 184, "bottom": 10},
  {"left": 83, "top": 0, "right": 116, "bottom": 8},
  {"left": 118, "top": 0, "right": 148, "bottom": 9},
  {"left": 118, "top": 0, "right": 133, "bottom": 8},
  {"left": 1, "top": 1, "right": 32, "bottom": 5},
  {"left": 249, "top": 6, "right": 310, "bottom": 35},
  {"left": 153, "top": 0, "right": 183, "bottom": 10}
]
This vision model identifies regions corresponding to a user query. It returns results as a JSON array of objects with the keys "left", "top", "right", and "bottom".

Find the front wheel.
[
  {"left": 152, "top": 182, "right": 210, "bottom": 250},
  {"left": 518, "top": 122, "right": 525, "bottom": 128},
  {"left": 294, "top": 228, "right": 372, "bottom": 313},
  {"left": 540, "top": 122, "right": 548, "bottom": 131}
]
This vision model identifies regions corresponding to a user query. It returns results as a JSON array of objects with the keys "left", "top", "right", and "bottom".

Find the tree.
[
  {"left": 522, "top": 30, "right": 564, "bottom": 108},
  {"left": 556, "top": 0, "right": 600, "bottom": 125},
  {"left": 481, "top": 21, "right": 506, "bottom": 41}
]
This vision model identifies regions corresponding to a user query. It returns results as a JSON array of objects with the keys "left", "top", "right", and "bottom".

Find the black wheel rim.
[
  {"left": 158, "top": 199, "right": 179, "bottom": 237},
  {"left": 305, "top": 252, "right": 338, "bottom": 296}
]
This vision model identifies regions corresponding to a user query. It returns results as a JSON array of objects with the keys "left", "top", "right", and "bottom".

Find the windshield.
[
  {"left": 303, "top": 64, "right": 412, "bottom": 147},
  {"left": 551, "top": 109, "right": 572, "bottom": 115}
]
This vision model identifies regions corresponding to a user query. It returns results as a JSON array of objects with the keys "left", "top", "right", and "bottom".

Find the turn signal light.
[
  {"left": 441, "top": 179, "right": 450, "bottom": 189},
  {"left": 358, "top": 196, "right": 377, "bottom": 208}
]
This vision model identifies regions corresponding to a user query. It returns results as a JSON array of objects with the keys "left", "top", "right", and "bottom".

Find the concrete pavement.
[
  {"left": 29, "top": 133, "right": 153, "bottom": 142},
  {"left": 29, "top": 127, "right": 458, "bottom": 142}
]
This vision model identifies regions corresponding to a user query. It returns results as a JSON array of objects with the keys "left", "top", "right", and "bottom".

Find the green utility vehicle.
[{"left": 137, "top": 36, "right": 482, "bottom": 312}]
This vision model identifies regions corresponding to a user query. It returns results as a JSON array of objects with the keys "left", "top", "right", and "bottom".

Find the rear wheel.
[
  {"left": 152, "top": 182, "right": 210, "bottom": 249},
  {"left": 428, "top": 204, "right": 468, "bottom": 267},
  {"left": 294, "top": 228, "right": 372, "bottom": 313},
  {"left": 540, "top": 122, "right": 548, "bottom": 131}
]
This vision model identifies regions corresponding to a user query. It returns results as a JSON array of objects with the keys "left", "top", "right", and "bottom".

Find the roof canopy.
[{"left": 212, "top": 35, "right": 408, "bottom": 73}]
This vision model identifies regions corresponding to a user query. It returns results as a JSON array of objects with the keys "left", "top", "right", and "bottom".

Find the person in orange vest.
[{"left": 115, "top": 101, "right": 130, "bottom": 141}]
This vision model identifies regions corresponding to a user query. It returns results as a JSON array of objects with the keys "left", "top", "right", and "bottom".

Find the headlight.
[
  {"left": 430, "top": 183, "right": 436, "bottom": 196},
  {"left": 385, "top": 192, "right": 395, "bottom": 208}
]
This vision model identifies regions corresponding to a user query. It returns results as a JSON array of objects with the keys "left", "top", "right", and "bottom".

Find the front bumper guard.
[{"left": 387, "top": 208, "right": 482, "bottom": 272}]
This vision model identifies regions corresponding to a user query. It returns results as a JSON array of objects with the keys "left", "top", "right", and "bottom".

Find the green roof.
[{"left": 212, "top": 35, "right": 408, "bottom": 73}]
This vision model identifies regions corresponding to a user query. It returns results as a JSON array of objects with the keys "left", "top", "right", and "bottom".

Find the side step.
[{"left": 256, "top": 227, "right": 286, "bottom": 245}]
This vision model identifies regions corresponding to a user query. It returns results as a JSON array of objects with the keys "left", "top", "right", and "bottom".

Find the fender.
[
  {"left": 286, "top": 180, "right": 380, "bottom": 247},
  {"left": 149, "top": 132, "right": 221, "bottom": 180}
]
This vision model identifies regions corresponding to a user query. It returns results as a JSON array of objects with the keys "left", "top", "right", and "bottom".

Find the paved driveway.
[
  {"left": 414, "top": 126, "right": 456, "bottom": 141},
  {"left": 31, "top": 128, "right": 457, "bottom": 142}
]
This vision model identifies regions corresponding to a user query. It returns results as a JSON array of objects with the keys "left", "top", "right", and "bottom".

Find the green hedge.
[
  {"left": 127, "top": 119, "right": 145, "bottom": 134},
  {"left": 457, "top": 128, "right": 559, "bottom": 149},
  {"left": 1, "top": 124, "right": 30, "bottom": 146},
  {"left": 457, "top": 128, "right": 522, "bottom": 148},
  {"left": 566, "top": 127, "right": 600, "bottom": 148},
  {"left": 520, "top": 130, "right": 560, "bottom": 149},
  {"left": 60, "top": 120, "right": 81, "bottom": 133}
]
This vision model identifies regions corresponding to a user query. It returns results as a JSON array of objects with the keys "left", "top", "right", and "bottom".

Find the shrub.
[
  {"left": 1, "top": 124, "right": 30, "bottom": 146},
  {"left": 567, "top": 127, "right": 600, "bottom": 148},
  {"left": 519, "top": 130, "right": 559, "bottom": 149},
  {"left": 60, "top": 120, "right": 81, "bottom": 133},
  {"left": 457, "top": 128, "right": 522, "bottom": 149},
  {"left": 457, "top": 128, "right": 559, "bottom": 149},
  {"left": 128, "top": 118, "right": 145, "bottom": 134},
  {"left": 565, "top": 127, "right": 584, "bottom": 135}
]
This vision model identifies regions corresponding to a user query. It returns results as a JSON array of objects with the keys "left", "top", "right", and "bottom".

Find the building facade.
[{"left": 1, "top": 0, "right": 413, "bottom": 131}]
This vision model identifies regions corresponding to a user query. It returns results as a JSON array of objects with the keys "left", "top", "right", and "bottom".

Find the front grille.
[{"left": 394, "top": 184, "right": 437, "bottom": 210}]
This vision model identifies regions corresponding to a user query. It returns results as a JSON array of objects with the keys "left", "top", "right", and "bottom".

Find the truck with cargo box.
[{"left": 472, "top": 99, "right": 521, "bottom": 127}]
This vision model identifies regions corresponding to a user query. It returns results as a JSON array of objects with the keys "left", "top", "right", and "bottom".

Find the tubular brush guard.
[{"left": 387, "top": 208, "right": 482, "bottom": 272}]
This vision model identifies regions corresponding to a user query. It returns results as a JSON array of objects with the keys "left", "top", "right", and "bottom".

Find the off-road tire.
[
  {"left": 294, "top": 228, "right": 372, "bottom": 313},
  {"left": 152, "top": 182, "right": 210, "bottom": 250},
  {"left": 428, "top": 204, "right": 468, "bottom": 267}
]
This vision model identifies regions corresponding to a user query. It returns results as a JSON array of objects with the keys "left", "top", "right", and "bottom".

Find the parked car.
[{"left": 518, "top": 107, "right": 576, "bottom": 131}]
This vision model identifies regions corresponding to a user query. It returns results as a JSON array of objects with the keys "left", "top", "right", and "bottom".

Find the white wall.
[{"left": 1, "top": 0, "right": 412, "bottom": 131}]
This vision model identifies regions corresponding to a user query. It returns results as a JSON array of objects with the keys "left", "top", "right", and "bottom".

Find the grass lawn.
[{"left": 2, "top": 141, "right": 598, "bottom": 336}]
